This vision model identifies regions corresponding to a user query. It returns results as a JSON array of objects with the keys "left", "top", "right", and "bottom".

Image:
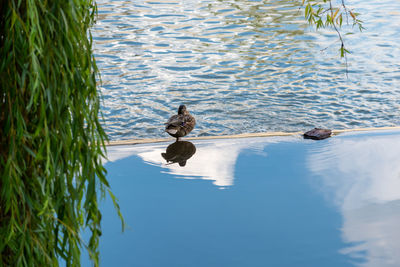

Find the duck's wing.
[
  {"left": 183, "top": 114, "right": 195, "bottom": 126},
  {"left": 165, "top": 114, "right": 183, "bottom": 127}
]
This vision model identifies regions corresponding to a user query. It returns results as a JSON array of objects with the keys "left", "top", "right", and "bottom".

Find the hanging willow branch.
[
  {"left": 300, "top": 0, "right": 364, "bottom": 75},
  {"left": 0, "top": 1, "right": 123, "bottom": 266}
]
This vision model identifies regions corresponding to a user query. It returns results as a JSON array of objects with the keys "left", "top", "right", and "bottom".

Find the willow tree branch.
[
  {"left": 329, "top": 0, "right": 348, "bottom": 77},
  {"left": 301, "top": 0, "right": 363, "bottom": 76}
]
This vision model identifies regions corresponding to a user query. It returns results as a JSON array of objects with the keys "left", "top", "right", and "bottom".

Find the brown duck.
[{"left": 165, "top": 105, "right": 196, "bottom": 141}]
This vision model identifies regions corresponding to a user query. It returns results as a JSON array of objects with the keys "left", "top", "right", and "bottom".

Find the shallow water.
[
  {"left": 83, "top": 129, "right": 400, "bottom": 266},
  {"left": 93, "top": 0, "right": 400, "bottom": 140}
]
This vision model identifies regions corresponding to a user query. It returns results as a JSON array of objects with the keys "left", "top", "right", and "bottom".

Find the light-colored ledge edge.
[{"left": 106, "top": 126, "right": 400, "bottom": 146}]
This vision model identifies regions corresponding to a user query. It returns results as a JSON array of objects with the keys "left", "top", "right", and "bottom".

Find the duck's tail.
[{"left": 165, "top": 128, "right": 178, "bottom": 135}]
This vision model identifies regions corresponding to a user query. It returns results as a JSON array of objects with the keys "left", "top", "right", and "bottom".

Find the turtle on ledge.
[
  {"left": 165, "top": 105, "right": 196, "bottom": 141},
  {"left": 303, "top": 128, "right": 332, "bottom": 140}
]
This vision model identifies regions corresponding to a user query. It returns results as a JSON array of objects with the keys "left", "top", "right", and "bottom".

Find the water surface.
[
  {"left": 93, "top": 0, "right": 400, "bottom": 140},
  {"left": 85, "top": 129, "right": 400, "bottom": 266}
]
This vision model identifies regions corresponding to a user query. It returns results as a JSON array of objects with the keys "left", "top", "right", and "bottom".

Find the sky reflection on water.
[
  {"left": 96, "top": 130, "right": 400, "bottom": 266},
  {"left": 308, "top": 131, "right": 400, "bottom": 266},
  {"left": 137, "top": 138, "right": 274, "bottom": 186}
]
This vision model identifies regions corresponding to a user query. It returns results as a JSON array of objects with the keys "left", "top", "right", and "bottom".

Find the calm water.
[
  {"left": 93, "top": 0, "right": 400, "bottom": 140},
  {"left": 83, "top": 129, "right": 400, "bottom": 266}
]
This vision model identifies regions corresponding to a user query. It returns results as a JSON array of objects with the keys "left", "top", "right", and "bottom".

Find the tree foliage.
[
  {"left": 0, "top": 1, "right": 122, "bottom": 266},
  {"left": 300, "top": 0, "right": 364, "bottom": 73}
]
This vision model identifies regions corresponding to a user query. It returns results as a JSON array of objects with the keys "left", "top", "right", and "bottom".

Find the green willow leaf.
[{"left": 1, "top": 1, "right": 123, "bottom": 266}]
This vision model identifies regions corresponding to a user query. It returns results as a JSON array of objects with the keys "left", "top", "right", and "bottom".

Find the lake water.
[
  {"left": 93, "top": 0, "right": 400, "bottom": 141},
  {"left": 83, "top": 129, "right": 400, "bottom": 266}
]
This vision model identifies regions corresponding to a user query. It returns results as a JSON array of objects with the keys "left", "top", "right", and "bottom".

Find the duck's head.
[{"left": 178, "top": 105, "right": 187, "bottom": 114}]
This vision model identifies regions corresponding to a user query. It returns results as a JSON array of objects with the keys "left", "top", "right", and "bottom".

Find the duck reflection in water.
[{"left": 161, "top": 141, "right": 196, "bottom": 167}]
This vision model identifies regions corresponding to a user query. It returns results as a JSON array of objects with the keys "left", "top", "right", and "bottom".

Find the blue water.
[
  {"left": 82, "top": 129, "right": 400, "bottom": 266},
  {"left": 93, "top": 0, "right": 400, "bottom": 141}
]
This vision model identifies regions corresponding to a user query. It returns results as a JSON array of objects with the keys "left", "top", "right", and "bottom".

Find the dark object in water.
[
  {"left": 304, "top": 128, "right": 332, "bottom": 140},
  {"left": 161, "top": 141, "right": 196, "bottom": 167},
  {"left": 165, "top": 105, "right": 196, "bottom": 141}
]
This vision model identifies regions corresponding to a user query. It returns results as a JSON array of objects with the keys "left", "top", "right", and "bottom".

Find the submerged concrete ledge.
[{"left": 106, "top": 126, "right": 400, "bottom": 146}]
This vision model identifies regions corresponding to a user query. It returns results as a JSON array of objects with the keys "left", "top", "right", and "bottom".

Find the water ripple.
[{"left": 93, "top": 0, "right": 400, "bottom": 140}]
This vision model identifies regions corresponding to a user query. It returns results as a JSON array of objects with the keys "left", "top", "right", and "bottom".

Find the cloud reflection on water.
[
  {"left": 106, "top": 137, "right": 282, "bottom": 187},
  {"left": 138, "top": 138, "right": 272, "bottom": 187},
  {"left": 106, "top": 131, "right": 400, "bottom": 266},
  {"left": 308, "top": 132, "right": 400, "bottom": 267}
]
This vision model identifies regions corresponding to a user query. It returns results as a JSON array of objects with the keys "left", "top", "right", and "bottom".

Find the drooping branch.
[{"left": 300, "top": 0, "right": 364, "bottom": 75}]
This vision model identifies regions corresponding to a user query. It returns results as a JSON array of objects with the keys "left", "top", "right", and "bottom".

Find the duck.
[{"left": 164, "top": 105, "right": 196, "bottom": 141}]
